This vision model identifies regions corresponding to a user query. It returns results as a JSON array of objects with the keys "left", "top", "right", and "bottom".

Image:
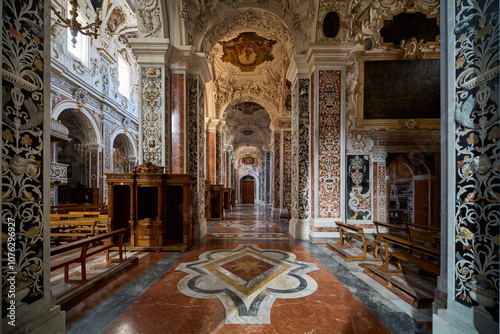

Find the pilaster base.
[
  {"left": 272, "top": 208, "right": 280, "bottom": 219},
  {"left": 196, "top": 217, "right": 207, "bottom": 241},
  {"left": 433, "top": 302, "right": 496, "bottom": 334},
  {"left": 289, "top": 219, "right": 310, "bottom": 240},
  {"left": 2, "top": 304, "right": 65, "bottom": 334}
]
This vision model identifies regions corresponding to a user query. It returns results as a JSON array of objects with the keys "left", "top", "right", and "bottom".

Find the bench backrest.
[
  {"left": 50, "top": 229, "right": 126, "bottom": 256},
  {"left": 380, "top": 233, "right": 440, "bottom": 258},
  {"left": 372, "top": 220, "right": 409, "bottom": 243},
  {"left": 335, "top": 221, "right": 363, "bottom": 233}
]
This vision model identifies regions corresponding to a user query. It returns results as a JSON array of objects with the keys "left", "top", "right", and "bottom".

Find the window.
[
  {"left": 66, "top": 3, "right": 88, "bottom": 65},
  {"left": 118, "top": 56, "right": 130, "bottom": 98}
]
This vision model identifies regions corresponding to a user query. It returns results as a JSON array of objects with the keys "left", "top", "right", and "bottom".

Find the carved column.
[
  {"left": 264, "top": 149, "right": 271, "bottom": 210},
  {"left": 1, "top": 0, "right": 65, "bottom": 331},
  {"left": 434, "top": 1, "right": 499, "bottom": 332},
  {"left": 215, "top": 121, "right": 225, "bottom": 185},
  {"left": 309, "top": 66, "right": 346, "bottom": 241},
  {"left": 371, "top": 147, "right": 388, "bottom": 223},
  {"left": 128, "top": 38, "right": 172, "bottom": 168},
  {"left": 287, "top": 55, "right": 311, "bottom": 238},
  {"left": 272, "top": 131, "right": 281, "bottom": 218}
]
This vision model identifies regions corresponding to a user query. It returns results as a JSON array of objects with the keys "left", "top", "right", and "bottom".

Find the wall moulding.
[{"left": 355, "top": 52, "right": 441, "bottom": 131}]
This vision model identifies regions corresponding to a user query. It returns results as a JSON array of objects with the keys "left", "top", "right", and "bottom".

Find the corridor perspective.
[
  {"left": 1, "top": 0, "right": 498, "bottom": 333},
  {"left": 59, "top": 205, "right": 431, "bottom": 334}
]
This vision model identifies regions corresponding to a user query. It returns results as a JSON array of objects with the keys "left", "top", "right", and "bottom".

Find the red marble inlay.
[
  {"left": 207, "top": 131, "right": 216, "bottom": 184},
  {"left": 171, "top": 74, "right": 185, "bottom": 173},
  {"left": 221, "top": 255, "right": 274, "bottom": 282}
]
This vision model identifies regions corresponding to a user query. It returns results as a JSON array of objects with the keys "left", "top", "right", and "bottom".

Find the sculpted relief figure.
[{"left": 136, "top": 0, "right": 162, "bottom": 37}]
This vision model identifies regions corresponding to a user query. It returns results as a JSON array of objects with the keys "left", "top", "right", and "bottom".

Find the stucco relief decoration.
[
  {"left": 219, "top": 32, "right": 277, "bottom": 72},
  {"left": 316, "top": 1, "right": 348, "bottom": 43},
  {"left": 141, "top": 67, "right": 162, "bottom": 165},
  {"left": 348, "top": 0, "right": 440, "bottom": 54},
  {"left": 2, "top": 0, "right": 45, "bottom": 310},
  {"left": 454, "top": 0, "right": 499, "bottom": 314},
  {"left": 136, "top": 0, "right": 162, "bottom": 37},
  {"left": 346, "top": 155, "right": 371, "bottom": 220},
  {"left": 318, "top": 70, "right": 342, "bottom": 219},
  {"left": 201, "top": 9, "right": 295, "bottom": 59},
  {"left": 298, "top": 79, "right": 310, "bottom": 219}
]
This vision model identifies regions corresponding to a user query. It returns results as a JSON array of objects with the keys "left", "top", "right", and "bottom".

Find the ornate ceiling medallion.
[{"left": 219, "top": 32, "right": 277, "bottom": 72}]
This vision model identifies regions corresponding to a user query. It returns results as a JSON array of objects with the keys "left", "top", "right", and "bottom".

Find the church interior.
[{"left": 1, "top": 0, "right": 499, "bottom": 333}]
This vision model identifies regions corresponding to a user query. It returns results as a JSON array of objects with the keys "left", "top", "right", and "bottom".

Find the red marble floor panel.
[
  {"left": 102, "top": 241, "right": 391, "bottom": 334},
  {"left": 63, "top": 251, "right": 167, "bottom": 328}
]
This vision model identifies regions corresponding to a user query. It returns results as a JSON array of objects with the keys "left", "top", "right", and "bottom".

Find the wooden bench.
[
  {"left": 50, "top": 229, "right": 127, "bottom": 283},
  {"left": 404, "top": 222, "right": 441, "bottom": 250},
  {"left": 363, "top": 233, "right": 440, "bottom": 308},
  {"left": 50, "top": 220, "right": 97, "bottom": 241},
  {"left": 327, "top": 221, "right": 379, "bottom": 261}
]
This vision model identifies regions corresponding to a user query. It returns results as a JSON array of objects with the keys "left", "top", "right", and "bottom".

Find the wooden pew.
[
  {"left": 403, "top": 222, "right": 441, "bottom": 250},
  {"left": 328, "top": 221, "right": 379, "bottom": 261},
  {"left": 50, "top": 229, "right": 127, "bottom": 283},
  {"left": 363, "top": 233, "right": 440, "bottom": 308}
]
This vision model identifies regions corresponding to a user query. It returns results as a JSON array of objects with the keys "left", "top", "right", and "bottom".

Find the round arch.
[
  {"left": 52, "top": 100, "right": 102, "bottom": 145},
  {"left": 110, "top": 128, "right": 138, "bottom": 158}
]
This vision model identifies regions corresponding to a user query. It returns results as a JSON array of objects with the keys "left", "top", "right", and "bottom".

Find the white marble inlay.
[{"left": 176, "top": 244, "right": 319, "bottom": 324}]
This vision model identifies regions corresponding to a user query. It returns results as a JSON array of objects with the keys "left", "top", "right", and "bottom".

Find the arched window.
[
  {"left": 66, "top": 1, "right": 89, "bottom": 65},
  {"left": 118, "top": 56, "right": 130, "bottom": 98}
]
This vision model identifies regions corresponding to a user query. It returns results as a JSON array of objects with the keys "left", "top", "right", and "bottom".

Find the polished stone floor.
[{"left": 58, "top": 205, "right": 433, "bottom": 334}]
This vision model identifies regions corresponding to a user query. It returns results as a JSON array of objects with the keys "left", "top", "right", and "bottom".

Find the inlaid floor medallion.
[
  {"left": 220, "top": 220, "right": 274, "bottom": 230},
  {"left": 176, "top": 244, "right": 319, "bottom": 324}
]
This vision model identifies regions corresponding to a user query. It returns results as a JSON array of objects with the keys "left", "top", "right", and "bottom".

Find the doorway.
[{"left": 241, "top": 176, "right": 255, "bottom": 204}]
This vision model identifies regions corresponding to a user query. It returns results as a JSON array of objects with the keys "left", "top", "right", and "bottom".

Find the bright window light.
[{"left": 118, "top": 56, "right": 130, "bottom": 98}]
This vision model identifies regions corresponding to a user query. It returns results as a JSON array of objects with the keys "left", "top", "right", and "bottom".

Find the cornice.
[{"left": 128, "top": 37, "right": 172, "bottom": 64}]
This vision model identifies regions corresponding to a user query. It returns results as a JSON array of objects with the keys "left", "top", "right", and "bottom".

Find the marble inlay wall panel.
[
  {"left": 141, "top": 67, "right": 163, "bottom": 166},
  {"left": 2, "top": 0, "right": 46, "bottom": 309},
  {"left": 216, "top": 132, "right": 223, "bottom": 184},
  {"left": 310, "top": 72, "right": 315, "bottom": 219},
  {"left": 165, "top": 70, "right": 171, "bottom": 172},
  {"left": 171, "top": 73, "right": 185, "bottom": 173},
  {"left": 198, "top": 85, "right": 206, "bottom": 221},
  {"left": 346, "top": 155, "right": 371, "bottom": 220},
  {"left": 273, "top": 132, "right": 281, "bottom": 208},
  {"left": 282, "top": 131, "right": 292, "bottom": 208},
  {"left": 90, "top": 150, "right": 98, "bottom": 188},
  {"left": 454, "top": 0, "right": 499, "bottom": 311},
  {"left": 265, "top": 152, "right": 271, "bottom": 204},
  {"left": 318, "top": 70, "right": 342, "bottom": 219},
  {"left": 291, "top": 81, "right": 298, "bottom": 219},
  {"left": 298, "top": 79, "right": 310, "bottom": 219},
  {"left": 188, "top": 78, "right": 199, "bottom": 221}
]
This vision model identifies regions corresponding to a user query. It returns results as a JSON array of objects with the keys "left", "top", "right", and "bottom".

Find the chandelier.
[
  {"left": 74, "top": 143, "right": 89, "bottom": 157},
  {"left": 51, "top": 0, "right": 102, "bottom": 47}
]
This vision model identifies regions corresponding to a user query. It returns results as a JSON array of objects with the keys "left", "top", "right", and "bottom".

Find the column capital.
[
  {"left": 170, "top": 45, "right": 195, "bottom": 70},
  {"left": 216, "top": 120, "right": 227, "bottom": 132},
  {"left": 189, "top": 53, "right": 212, "bottom": 84},
  {"left": 128, "top": 37, "right": 172, "bottom": 64},
  {"left": 286, "top": 53, "right": 310, "bottom": 82},
  {"left": 206, "top": 118, "right": 220, "bottom": 131},
  {"left": 371, "top": 147, "right": 388, "bottom": 163}
]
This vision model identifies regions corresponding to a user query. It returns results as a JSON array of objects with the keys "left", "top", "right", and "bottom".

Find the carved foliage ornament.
[{"left": 136, "top": 0, "right": 162, "bottom": 37}]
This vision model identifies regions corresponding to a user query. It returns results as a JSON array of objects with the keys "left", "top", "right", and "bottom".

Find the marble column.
[
  {"left": 215, "top": 122, "right": 225, "bottom": 185},
  {"left": 206, "top": 119, "right": 218, "bottom": 184},
  {"left": 1, "top": 0, "right": 65, "bottom": 331},
  {"left": 265, "top": 150, "right": 271, "bottom": 210},
  {"left": 272, "top": 131, "right": 282, "bottom": 218},
  {"left": 309, "top": 67, "right": 346, "bottom": 241},
  {"left": 287, "top": 55, "right": 311, "bottom": 239},
  {"left": 433, "top": 1, "right": 499, "bottom": 332},
  {"left": 371, "top": 147, "right": 388, "bottom": 223},
  {"left": 128, "top": 38, "right": 172, "bottom": 168}
]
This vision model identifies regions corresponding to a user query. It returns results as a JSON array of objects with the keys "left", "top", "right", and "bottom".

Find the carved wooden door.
[{"left": 241, "top": 180, "right": 254, "bottom": 204}]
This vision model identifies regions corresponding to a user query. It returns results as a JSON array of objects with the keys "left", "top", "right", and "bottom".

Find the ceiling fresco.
[{"left": 219, "top": 32, "right": 277, "bottom": 72}]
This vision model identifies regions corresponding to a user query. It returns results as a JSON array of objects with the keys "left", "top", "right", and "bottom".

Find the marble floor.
[{"left": 58, "top": 205, "right": 434, "bottom": 334}]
